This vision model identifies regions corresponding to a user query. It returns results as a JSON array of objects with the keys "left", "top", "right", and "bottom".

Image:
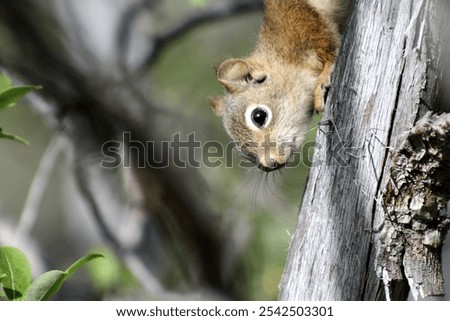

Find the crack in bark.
[
  {"left": 362, "top": 40, "right": 409, "bottom": 300},
  {"left": 377, "top": 112, "right": 450, "bottom": 300}
]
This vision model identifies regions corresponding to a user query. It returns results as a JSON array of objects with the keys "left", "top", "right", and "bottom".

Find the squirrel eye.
[
  {"left": 255, "top": 75, "right": 267, "bottom": 84},
  {"left": 245, "top": 105, "right": 273, "bottom": 130},
  {"left": 246, "top": 73, "right": 267, "bottom": 85},
  {"left": 252, "top": 108, "right": 268, "bottom": 128}
]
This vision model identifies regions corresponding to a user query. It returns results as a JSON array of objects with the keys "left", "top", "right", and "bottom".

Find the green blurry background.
[{"left": 0, "top": 0, "right": 317, "bottom": 300}]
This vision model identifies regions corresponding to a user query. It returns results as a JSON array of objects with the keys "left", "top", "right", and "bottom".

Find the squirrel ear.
[
  {"left": 209, "top": 96, "right": 224, "bottom": 116},
  {"left": 216, "top": 59, "right": 251, "bottom": 93}
]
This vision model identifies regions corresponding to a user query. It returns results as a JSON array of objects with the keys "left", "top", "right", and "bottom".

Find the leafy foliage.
[
  {"left": 0, "top": 246, "right": 103, "bottom": 301},
  {"left": 0, "top": 73, "right": 40, "bottom": 144},
  {"left": 0, "top": 247, "right": 32, "bottom": 300}
]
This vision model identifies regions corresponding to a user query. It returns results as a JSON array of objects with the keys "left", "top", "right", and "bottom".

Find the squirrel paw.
[
  {"left": 313, "top": 61, "right": 334, "bottom": 113},
  {"left": 313, "top": 83, "right": 330, "bottom": 113}
]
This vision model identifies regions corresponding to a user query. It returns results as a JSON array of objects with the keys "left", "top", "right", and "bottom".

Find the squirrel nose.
[
  {"left": 257, "top": 160, "right": 283, "bottom": 172},
  {"left": 241, "top": 151, "right": 285, "bottom": 171},
  {"left": 258, "top": 156, "right": 284, "bottom": 172},
  {"left": 264, "top": 158, "right": 277, "bottom": 168}
]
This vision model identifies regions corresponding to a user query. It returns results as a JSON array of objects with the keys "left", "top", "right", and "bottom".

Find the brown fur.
[
  {"left": 260, "top": 0, "right": 338, "bottom": 66},
  {"left": 211, "top": 0, "right": 348, "bottom": 171}
]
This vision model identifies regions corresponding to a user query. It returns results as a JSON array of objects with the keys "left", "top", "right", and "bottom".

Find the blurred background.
[{"left": 0, "top": 0, "right": 316, "bottom": 300}]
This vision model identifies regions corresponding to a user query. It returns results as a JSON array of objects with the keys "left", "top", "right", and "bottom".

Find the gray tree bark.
[{"left": 279, "top": 0, "right": 450, "bottom": 301}]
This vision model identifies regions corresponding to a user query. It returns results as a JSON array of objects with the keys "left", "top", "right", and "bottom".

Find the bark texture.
[
  {"left": 378, "top": 113, "right": 450, "bottom": 300},
  {"left": 280, "top": 0, "right": 450, "bottom": 300}
]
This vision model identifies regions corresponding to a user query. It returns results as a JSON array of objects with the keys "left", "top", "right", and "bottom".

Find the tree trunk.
[{"left": 279, "top": 0, "right": 450, "bottom": 301}]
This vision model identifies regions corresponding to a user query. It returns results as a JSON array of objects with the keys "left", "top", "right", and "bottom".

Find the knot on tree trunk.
[{"left": 378, "top": 112, "right": 450, "bottom": 300}]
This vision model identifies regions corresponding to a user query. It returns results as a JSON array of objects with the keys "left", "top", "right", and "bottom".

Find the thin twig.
[
  {"left": 72, "top": 158, "right": 169, "bottom": 297},
  {"left": 15, "top": 135, "right": 63, "bottom": 241},
  {"left": 138, "top": 0, "right": 262, "bottom": 71}
]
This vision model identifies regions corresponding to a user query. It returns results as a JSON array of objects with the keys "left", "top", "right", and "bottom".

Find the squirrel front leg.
[{"left": 313, "top": 60, "right": 334, "bottom": 113}]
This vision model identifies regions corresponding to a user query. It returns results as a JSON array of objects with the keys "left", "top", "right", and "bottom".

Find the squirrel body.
[{"left": 211, "top": 0, "right": 349, "bottom": 171}]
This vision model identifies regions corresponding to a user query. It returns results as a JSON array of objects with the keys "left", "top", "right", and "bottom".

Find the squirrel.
[{"left": 210, "top": 0, "right": 349, "bottom": 171}]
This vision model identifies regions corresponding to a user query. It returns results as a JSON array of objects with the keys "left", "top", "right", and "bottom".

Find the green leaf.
[
  {"left": 65, "top": 253, "right": 103, "bottom": 277},
  {"left": 23, "top": 253, "right": 103, "bottom": 301},
  {"left": 22, "top": 270, "right": 66, "bottom": 301},
  {"left": 0, "top": 85, "right": 39, "bottom": 110},
  {"left": 0, "top": 128, "right": 29, "bottom": 145},
  {"left": 0, "top": 273, "right": 7, "bottom": 296},
  {"left": 0, "top": 74, "right": 12, "bottom": 92},
  {"left": 0, "top": 246, "right": 32, "bottom": 301}
]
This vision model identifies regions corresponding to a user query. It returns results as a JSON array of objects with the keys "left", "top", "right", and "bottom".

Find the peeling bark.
[{"left": 378, "top": 113, "right": 450, "bottom": 300}]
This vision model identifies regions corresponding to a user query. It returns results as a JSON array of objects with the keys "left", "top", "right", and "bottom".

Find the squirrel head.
[{"left": 210, "top": 57, "right": 316, "bottom": 171}]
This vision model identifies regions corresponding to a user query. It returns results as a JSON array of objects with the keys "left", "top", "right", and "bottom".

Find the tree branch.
[
  {"left": 138, "top": 0, "right": 263, "bottom": 70},
  {"left": 116, "top": 0, "right": 161, "bottom": 59},
  {"left": 0, "top": 0, "right": 247, "bottom": 299},
  {"left": 15, "top": 136, "right": 63, "bottom": 241}
]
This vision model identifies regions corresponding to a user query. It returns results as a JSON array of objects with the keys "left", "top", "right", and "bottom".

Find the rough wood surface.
[
  {"left": 279, "top": 0, "right": 449, "bottom": 300},
  {"left": 378, "top": 113, "right": 450, "bottom": 300}
]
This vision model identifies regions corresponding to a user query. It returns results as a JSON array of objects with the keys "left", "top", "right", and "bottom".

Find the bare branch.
[
  {"left": 138, "top": 0, "right": 262, "bottom": 70},
  {"left": 15, "top": 136, "right": 63, "bottom": 241},
  {"left": 71, "top": 160, "right": 169, "bottom": 297},
  {"left": 116, "top": 0, "right": 161, "bottom": 62},
  {"left": 0, "top": 0, "right": 255, "bottom": 300}
]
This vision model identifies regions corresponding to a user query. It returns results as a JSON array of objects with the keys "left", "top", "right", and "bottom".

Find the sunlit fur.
[{"left": 211, "top": 0, "right": 348, "bottom": 171}]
